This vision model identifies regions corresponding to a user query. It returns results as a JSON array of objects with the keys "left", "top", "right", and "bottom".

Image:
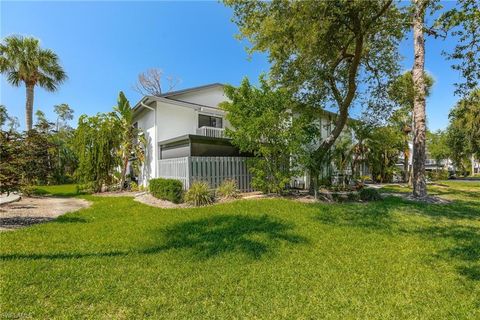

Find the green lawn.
[{"left": 1, "top": 182, "right": 479, "bottom": 319}]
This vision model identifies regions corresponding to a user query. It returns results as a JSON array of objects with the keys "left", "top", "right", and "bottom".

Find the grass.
[
  {"left": 32, "top": 184, "right": 79, "bottom": 197},
  {"left": 1, "top": 181, "right": 479, "bottom": 319}
]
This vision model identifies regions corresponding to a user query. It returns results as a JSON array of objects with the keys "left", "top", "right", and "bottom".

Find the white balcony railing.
[{"left": 196, "top": 126, "right": 226, "bottom": 138}]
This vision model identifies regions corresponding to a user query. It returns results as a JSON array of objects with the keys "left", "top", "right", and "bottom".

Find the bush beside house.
[{"left": 149, "top": 178, "right": 183, "bottom": 203}]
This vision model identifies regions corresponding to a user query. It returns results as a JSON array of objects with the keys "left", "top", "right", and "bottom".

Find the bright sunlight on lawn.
[{"left": 1, "top": 181, "right": 479, "bottom": 319}]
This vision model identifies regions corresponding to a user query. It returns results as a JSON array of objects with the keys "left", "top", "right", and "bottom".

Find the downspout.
[{"left": 140, "top": 101, "right": 157, "bottom": 181}]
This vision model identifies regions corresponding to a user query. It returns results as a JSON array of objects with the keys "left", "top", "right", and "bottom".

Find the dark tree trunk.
[
  {"left": 25, "top": 84, "right": 35, "bottom": 131},
  {"left": 412, "top": 0, "right": 427, "bottom": 198}
]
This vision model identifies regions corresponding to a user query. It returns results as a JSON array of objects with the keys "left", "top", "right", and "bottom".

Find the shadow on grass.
[
  {"left": 311, "top": 195, "right": 480, "bottom": 281},
  {"left": 53, "top": 216, "right": 88, "bottom": 224},
  {"left": 416, "top": 225, "right": 480, "bottom": 282},
  {"left": 146, "top": 214, "right": 307, "bottom": 259},
  {"left": 0, "top": 214, "right": 306, "bottom": 261}
]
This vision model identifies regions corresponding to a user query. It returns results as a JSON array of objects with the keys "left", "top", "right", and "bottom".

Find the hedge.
[{"left": 149, "top": 178, "right": 183, "bottom": 203}]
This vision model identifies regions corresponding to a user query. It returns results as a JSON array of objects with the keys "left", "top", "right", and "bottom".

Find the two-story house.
[
  {"left": 132, "top": 83, "right": 251, "bottom": 189},
  {"left": 132, "top": 83, "right": 360, "bottom": 191}
]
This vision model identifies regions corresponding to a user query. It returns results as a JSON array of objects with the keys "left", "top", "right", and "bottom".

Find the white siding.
[
  {"left": 156, "top": 101, "right": 198, "bottom": 141},
  {"left": 134, "top": 107, "right": 156, "bottom": 186},
  {"left": 167, "top": 86, "right": 226, "bottom": 108}
]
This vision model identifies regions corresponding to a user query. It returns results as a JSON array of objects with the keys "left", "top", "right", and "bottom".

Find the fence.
[{"left": 158, "top": 156, "right": 253, "bottom": 191}]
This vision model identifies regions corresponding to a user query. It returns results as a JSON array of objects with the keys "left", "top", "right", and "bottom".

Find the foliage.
[
  {"left": 388, "top": 71, "right": 435, "bottom": 111},
  {"left": 184, "top": 181, "right": 214, "bottom": 206},
  {"left": 446, "top": 88, "right": 480, "bottom": 174},
  {"left": 75, "top": 182, "right": 95, "bottom": 195},
  {"left": 130, "top": 181, "right": 139, "bottom": 192},
  {"left": 436, "top": 0, "right": 480, "bottom": 96},
  {"left": 331, "top": 131, "right": 355, "bottom": 188},
  {"left": 73, "top": 113, "right": 122, "bottom": 192},
  {"left": 0, "top": 35, "right": 67, "bottom": 130},
  {"left": 359, "top": 188, "right": 382, "bottom": 201},
  {"left": 114, "top": 91, "right": 146, "bottom": 189},
  {"left": 22, "top": 129, "right": 55, "bottom": 185},
  {"left": 224, "top": 0, "right": 405, "bottom": 191},
  {"left": 427, "top": 130, "right": 450, "bottom": 167},
  {"left": 0, "top": 130, "right": 25, "bottom": 194},
  {"left": 364, "top": 126, "right": 404, "bottom": 183},
  {"left": 426, "top": 170, "right": 449, "bottom": 181},
  {"left": 216, "top": 179, "right": 239, "bottom": 200},
  {"left": 221, "top": 77, "right": 309, "bottom": 194},
  {"left": 149, "top": 178, "right": 183, "bottom": 203}
]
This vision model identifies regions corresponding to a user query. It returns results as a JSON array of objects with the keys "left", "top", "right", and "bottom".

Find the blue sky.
[{"left": 0, "top": 1, "right": 463, "bottom": 131}]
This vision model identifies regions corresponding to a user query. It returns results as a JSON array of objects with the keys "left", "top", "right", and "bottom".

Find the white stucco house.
[
  {"left": 131, "top": 83, "right": 362, "bottom": 191},
  {"left": 132, "top": 83, "right": 252, "bottom": 190}
]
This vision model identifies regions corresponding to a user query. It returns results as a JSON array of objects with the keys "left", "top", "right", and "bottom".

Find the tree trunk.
[
  {"left": 472, "top": 154, "right": 475, "bottom": 176},
  {"left": 120, "top": 154, "right": 129, "bottom": 190},
  {"left": 412, "top": 0, "right": 427, "bottom": 198},
  {"left": 25, "top": 84, "right": 35, "bottom": 131}
]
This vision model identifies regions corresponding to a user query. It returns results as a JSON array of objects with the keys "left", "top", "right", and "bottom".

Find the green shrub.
[
  {"left": 216, "top": 179, "right": 239, "bottom": 199},
  {"left": 130, "top": 181, "right": 139, "bottom": 192},
  {"left": 20, "top": 185, "right": 35, "bottom": 196},
  {"left": 76, "top": 182, "right": 95, "bottom": 194},
  {"left": 427, "top": 170, "right": 449, "bottom": 181},
  {"left": 359, "top": 188, "right": 382, "bottom": 201},
  {"left": 185, "top": 181, "right": 214, "bottom": 206},
  {"left": 347, "top": 192, "right": 360, "bottom": 202},
  {"left": 149, "top": 178, "right": 183, "bottom": 203}
]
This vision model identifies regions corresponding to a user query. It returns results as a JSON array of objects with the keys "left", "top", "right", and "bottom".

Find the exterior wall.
[
  {"left": 167, "top": 86, "right": 226, "bottom": 108},
  {"left": 134, "top": 106, "right": 156, "bottom": 186},
  {"left": 156, "top": 101, "right": 198, "bottom": 142}
]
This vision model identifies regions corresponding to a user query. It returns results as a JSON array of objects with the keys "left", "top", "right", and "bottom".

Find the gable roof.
[
  {"left": 159, "top": 83, "right": 224, "bottom": 99},
  {"left": 132, "top": 83, "right": 225, "bottom": 114}
]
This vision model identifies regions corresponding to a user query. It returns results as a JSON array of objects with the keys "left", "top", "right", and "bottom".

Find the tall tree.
[
  {"left": 221, "top": 77, "right": 309, "bottom": 194},
  {"left": 410, "top": 0, "right": 479, "bottom": 197},
  {"left": 114, "top": 92, "right": 145, "bottom": 190},
  {"left": 411, "top": 0, "right": 429, "bottom": 197},
  {"left": 0, "top": 36, "right": 67, "bottom": 131},
  {"left": 388, "top": 71, "right": 434, "bottom": 183},
  {"left": 74, "top": 113, "right": 122, "bottom": 192},
  {"left": 224, "top": 0, "right": 404, "bottom": 196},
  {"left": 54, "top": 103, "right": 74, "bottom": 131},
  {"left": 447, "top": 88, "right": 480, "bottom": 175}
]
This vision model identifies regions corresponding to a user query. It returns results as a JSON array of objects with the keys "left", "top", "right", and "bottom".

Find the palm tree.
[
  {"left": 114, "top": 91, "right": 145, "bottom": 190},
  {"left": 0, "top": 35, "right": 67, "bottom": 131}
]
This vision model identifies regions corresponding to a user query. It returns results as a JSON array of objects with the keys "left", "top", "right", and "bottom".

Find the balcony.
[{"left": 196, "top": 126, "right": 226, "bottom": 138}]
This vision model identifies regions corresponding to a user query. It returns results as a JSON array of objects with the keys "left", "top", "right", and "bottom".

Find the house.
[
  {"left": 132, "top": 83, "right": 252, "bottom": 190},
  {"left": 132, "top": 83, "right": 362, "bottom": 191}
]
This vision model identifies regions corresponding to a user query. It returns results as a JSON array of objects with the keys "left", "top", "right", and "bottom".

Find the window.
[{"left": 198, "top": 114, "right": 223, "bottom": 128}]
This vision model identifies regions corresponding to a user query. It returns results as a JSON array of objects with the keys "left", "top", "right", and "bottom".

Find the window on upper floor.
[{"left": 198, "top": 114, "right": 223, "bottom": 128}]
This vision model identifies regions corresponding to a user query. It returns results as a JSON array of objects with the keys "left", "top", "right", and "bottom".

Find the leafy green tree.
[
  {"left": 74, "top": 113, "right": 122, "bottom": 192},
  {"left": 54, "top": 103, "right": 74, "bottom": 131},
  {"left": 0, "top": 130, "right": 25, "bottom": 194},
  {"left": 52, "top": 104, "right": 77, "bottom": 183},
  {"left": 364, "top": 126, "right": 404, "bottom": 183},
  {"left": 0, "top": 36, "right": 67, "bottom": 131},
  {"left": 22, "top": 129, "right": 55, "bottom": 185},
  {"left": 427, "top": 130, "right": 451, "bottom": 170},
  {"left": 114, "top": 92, "right": 145, "bottom": 190},
  {"left": 221, "top": 77, "right": 309, "bottom": 194},
  {"left": 388, "top": 71, "right": 434, "bottom": 182},
  {"left": 224, "top": 0, "right": 405, "bottom": 194},
  {"left": 447, "top": 88, "right": 480, "bottom": 175}
]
